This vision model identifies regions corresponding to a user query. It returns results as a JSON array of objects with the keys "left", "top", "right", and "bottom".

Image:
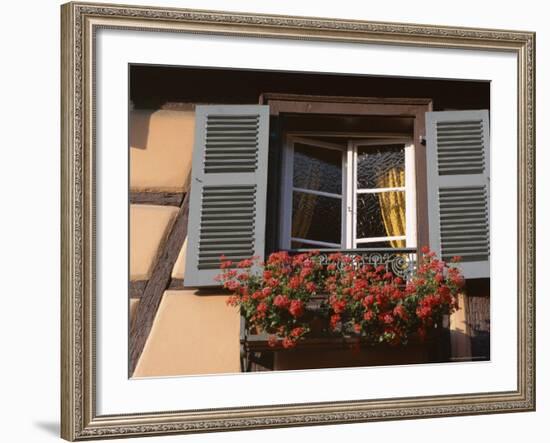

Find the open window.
[{"left": 279, "top": 136, "right": 416, "bottom": 251}]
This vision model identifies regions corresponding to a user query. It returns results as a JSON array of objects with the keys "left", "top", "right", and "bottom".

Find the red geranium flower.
[
  {"left": 256, "top": 302, "right": 268, "bottom": 314},
  {"left": 290, "top": 327, "right": 305, "bottom": 338},
  {"left": 362, "top": 294, "right": 374, "bottom": 307},
  {"left": 331, "top": 299, "right": 346, "bottom": 314},
  {"left": 288, "top": 275, "right": 301, "bottom": 289},
  {"left": 282, "top": 337, "right": 297, "bottom": 349},
  {"left": 363, "top": 310, "right": 375, "bottom": 321},
  {"left": 273, "top": 294, "right": 290, "bottom": 309},
  {"left": 289, "top": 300, "right": 305, "bottom": 318},
  {"left": 380, "top": 312, "right": 394, "bottom": 325},
  {"left": 330, "top": 314, "right": 341, "bottom": 330},
  {"left": 237, "top": 258, "right": 254, "bottom": 268},
  {"left": 416, "top": 305, "right": 432, "bottom": 319},
  {"left": 438, "top": 285, "right": 451, "bottom": 298},
  {"left": 220, "top": 260, "right": 233, "bottom": 269},
  {"left": 393, "top": 304, "right": 408, "bottom": 321},
  {"left": 451, "top": 274, "right": 465, "bottom": 288}
]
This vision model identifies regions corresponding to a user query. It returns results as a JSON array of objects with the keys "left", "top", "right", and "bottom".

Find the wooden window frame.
[{"left": 260, "top": 93, "right": 433, "bottom": 250}]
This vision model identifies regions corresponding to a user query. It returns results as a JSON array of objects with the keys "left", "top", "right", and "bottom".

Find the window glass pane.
[
  {"left": 356, "top": 191, "right": 406, "bottom": 240},
  {"left": 357, "top": 144, "right": 405, "bottom": 189},
  {"left": 291, "top": 241, "right": 307, "bottom": 249},
  {"left": 293, "top": 143, "right": 342, "bottom": 194},
  {"left": 356, "top": 240, "right": 405, "bottom": 249},
  {"left": 292, "top": 191, "right": 341, "bottom": 245},
  {"left": 290, "top": 240, "right": 333, "bottom": 250}
]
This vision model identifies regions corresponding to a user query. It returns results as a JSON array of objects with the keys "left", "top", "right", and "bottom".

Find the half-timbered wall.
[{"left": 129, "top": 107, "right": 240, "bottom": 377}]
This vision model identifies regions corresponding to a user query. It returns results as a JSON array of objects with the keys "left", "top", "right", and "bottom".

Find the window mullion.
[
  {"left": 353, "top": 144, "right": 358, "bottom": 249},
  {"left": 292, "top": 186, "right": 342, "bottom": 199},
  {"left": 356, "top": 187, "right": 406, "bottom": 194},
  {"left": 345, "top": 142, "right": 357, "bottom": 249},
  {"left": 341, "top": 149, "right": 347, "bottom": 248}
]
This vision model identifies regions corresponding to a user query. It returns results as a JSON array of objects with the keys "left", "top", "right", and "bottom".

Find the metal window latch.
[{"left": 420, "top": 136, "right": 426, "bottom": 146}]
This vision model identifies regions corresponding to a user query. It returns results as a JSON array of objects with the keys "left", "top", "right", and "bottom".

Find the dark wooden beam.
[
  {"left": 167, "top": 278, "right": 185, "bottom": 291},
  {"left": 129, "top": 280, "right": 147, "bottom": 299},
  {"left": 128, "top": 191, "right": 190, "bottom": 376},
  {"left": 130, "top": 191, "right": 184, "bottom": 206},
  {"left": 260, "top": 94, "right": 433, "bottom": 117},
  {"left": 131, "top": 278, "right": 232, "bottom": 296},
  {"left": 260, "top": 93, "right": 433, "bottom": 106}
]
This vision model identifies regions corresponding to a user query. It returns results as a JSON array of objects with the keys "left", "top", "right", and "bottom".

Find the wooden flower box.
[{"left": 239, "top": 313, "right": 450, "bottom": 372}]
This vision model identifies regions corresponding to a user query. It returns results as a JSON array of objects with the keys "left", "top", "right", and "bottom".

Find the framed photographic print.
[{"left": 61, "top": 1, "right": 536, "bottom": 440}]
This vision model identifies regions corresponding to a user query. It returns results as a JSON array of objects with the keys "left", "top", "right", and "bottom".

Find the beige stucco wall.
[
  {"left": 133, "top": 290, "right": 241, "bottom": 377},
  {"left": 130, "top": 204, "right": 179, "bottom": 280},
  {"left": 171, "top": 237, "right": 188, "bottom": 279},
  {"left": 130, "top": 109, "right": 195, "bottom": 192},
  {"left": 449, "top": 293, "right": 472, "bottom": 360}
]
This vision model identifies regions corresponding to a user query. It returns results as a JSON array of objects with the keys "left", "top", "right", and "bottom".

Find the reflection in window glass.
[
  {"left": 291, "top": 241, "right": 316, "bottom": 250},
  {"left": 357, "top": 145, "right": 405, "bottom": 189},
  {"left": 291, "top": 191, "right": 341, "bottom": 245},
  {"left": 356, "top": 241, "right": 403, "bottom": 249},
  {"left": 356, "top": 192, "right": 406, "bottom": 242},
  {"left": 293, "top": 143, "right": 342, "bottom": 194}
]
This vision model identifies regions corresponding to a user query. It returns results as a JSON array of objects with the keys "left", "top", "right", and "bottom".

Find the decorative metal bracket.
[{"left": 290, "top": 248, "right": 417, "bottom": 279}]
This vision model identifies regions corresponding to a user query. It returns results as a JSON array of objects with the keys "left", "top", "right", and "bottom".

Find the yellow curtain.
[
  {"left": 292, "top": 162, "right": 322, "bottom": 242},
  {"left": 377, "top": 168, "right": 406, "bottom": 248}
]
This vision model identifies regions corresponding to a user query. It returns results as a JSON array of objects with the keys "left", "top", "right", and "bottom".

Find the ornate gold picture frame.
[{"left": 61, "top": 1, "right": 535, "bottom": 440}]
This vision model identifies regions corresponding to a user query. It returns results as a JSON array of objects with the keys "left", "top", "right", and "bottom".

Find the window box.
[
  {"left": 240, "top": 317, "right": 447, "bottom": 372},
  {"left": 220, "top": 247, "right": 463, "bottom": 372}
]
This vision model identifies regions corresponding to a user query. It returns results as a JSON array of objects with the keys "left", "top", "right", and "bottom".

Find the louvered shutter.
[
  {"left": 184, "top": 105, "right": 270, "bottom": 287},
  {"left": 425, "top": 110, "right": 490, "bottom": 279}
]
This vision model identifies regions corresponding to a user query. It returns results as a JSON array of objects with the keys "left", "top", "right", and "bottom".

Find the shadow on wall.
[
  {"left": 129, "top": 107, "right": 195, "bottom": 192},
  {"left": 129, "top": 108, "right": 154, "bottom": 150}
]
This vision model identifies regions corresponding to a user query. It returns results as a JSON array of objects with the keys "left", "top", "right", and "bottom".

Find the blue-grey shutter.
[
  {"left": 184, "top": 105, "right": 270, "bottom": 287},
  {"left": 425, "top": 110, "right": 490, "bottom": 279}
]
